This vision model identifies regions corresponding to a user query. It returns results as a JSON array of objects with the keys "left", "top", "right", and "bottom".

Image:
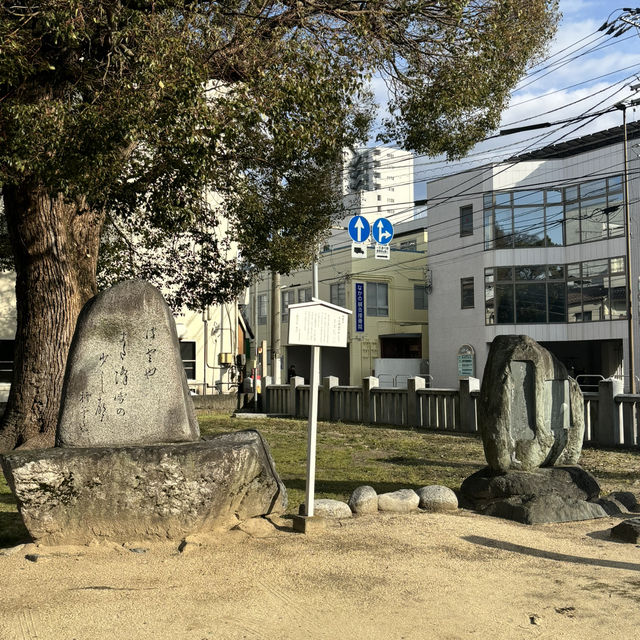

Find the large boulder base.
[
  {"left": 479, "top": 335, "right": 583, "bottom": 472},
  {"left": 461, "top": 466, "right": 601, "bottom": 503},
  {"left": 56, "top": 279, "right": 199, "bottom": 448},
  {"left": 0, "top": 430, "right": 287, "bottom": 545},
  {"left": 482, "top": 495, "right": 607, "bottom": 525},
  {"left": 460, "top": 466, "right": 606, "bottom": 524}
]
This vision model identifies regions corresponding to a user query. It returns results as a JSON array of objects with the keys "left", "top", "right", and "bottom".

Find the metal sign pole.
[{"left": 305, "top": 344, "right": 320, "bottom": 517}]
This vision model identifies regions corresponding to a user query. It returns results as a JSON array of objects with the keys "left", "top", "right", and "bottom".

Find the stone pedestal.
[{"left": 1, "top": 430, "right": 287, "bottom": 544}]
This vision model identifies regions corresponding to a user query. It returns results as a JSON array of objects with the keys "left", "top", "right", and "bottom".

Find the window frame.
[
  {"left": 460, "top": 204, "right": 473, "bottom": 237},
  {"left": 460, "top": 277, "right": 475, "bottom": 309}
]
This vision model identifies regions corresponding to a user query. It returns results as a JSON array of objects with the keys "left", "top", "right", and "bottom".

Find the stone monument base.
[
  {"left": 460, "top": 466, "right": 608, "bottom": 524},
  {"left": 1, "top": 430, "right": 287, "bottom": 545}
]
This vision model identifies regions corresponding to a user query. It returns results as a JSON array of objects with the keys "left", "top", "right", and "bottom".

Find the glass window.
[
  {"left": 281, "top": 290, "right": 294, "bottom": 322},
  {"left": 545, "top": 205, "right": 564, "bottom": 246},
  {"left": 567, "top": 263, "right": 582, "bottom": 323},
  {"left": 180, "top": 341, "right": 196, "bottom": 380},
  {"left": 606, "top": 204, "right": 624, "bottom": 238},
  {"left": 547, "top": 265, "right": 565, "bottom": 279},
  {"left": 581, "top": 179, "right": 607, "bottom": 199},
  {"left": 297, "top": 287, "right": 312, "bottom": 303},
  {"left": 515, "top": 265, "right": 546, "bottom": 281},
  {"left": 460, "top": 204, "right": 473, "bottom": 236},
  {"left": 494, "top": 208, "right": 513, "bottom": 248},
  {"left": 495, "top": 193, "right": 511, "bottom": 206},
  {"left": 580, "top": 196, "right": 607, "bottom": 243},
  {"left": 496, "top": 284, "right": 514, "bottom": 323},
  {"left": 565, "top": 185, "right": 578, "bottom": 202},
  {"left": 514, "top": 190, "right": 544, "bottom": 205},
  {"left": 483, "top": 206, "right": 494, "bottom": 249},
  {"left": 461, "top": 277, "right": 475, "bottom": 309},
  {"left": 483, "top": 193, "right": 494, "bottom": 208},
  {"left": 258, "top": 293, "right": 267, "bottom": 325},
  {"left": 515, "top": 283, "right": 547, "bottom": 323},
  {"left": 496, "top": 267, "right": 513, "bottom": 281},
  {"left": 330, "top": 282, "right": 345, "bottom": 308},
  {"left": 414, "top": 285, "right": 429, "bottom": 310},
  {"left": 514, "top": 206, "right": 545, "bottom": 247},
  {"left": 366, "top": 282, "right": 388, "bottom": 317},
  {"left": 565, "top": 201, "right": 580, "bottom": 245},
  {"left": 547, "top": 282, "right": 567, "bottom": 322},
  {"left": 547, "top": 190, "right": 562, "bottom": 203},
  {"left": 609, "top": 274, "right": 627, "bottom": 319},
  {"left": 485, "top": 270, "right": 495, "bottom": 324}
]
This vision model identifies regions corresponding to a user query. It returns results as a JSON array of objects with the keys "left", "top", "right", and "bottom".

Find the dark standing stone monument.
[
  {"left": 461, "top": 335, "right": 607, "bottom": 524},
  {"left": 1, "top": 280, "right": 287, "bottom": 544}
]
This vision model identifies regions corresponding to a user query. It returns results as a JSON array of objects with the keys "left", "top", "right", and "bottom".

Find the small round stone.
[
  {"left": 348, "top": 486, "right": 378, "bottom": 515},
  {"left": 378, "top": 489, "right": 419, "bottom": 513},
  {"left": 417, "top": 485, "right": 458, "bottom": 512}
]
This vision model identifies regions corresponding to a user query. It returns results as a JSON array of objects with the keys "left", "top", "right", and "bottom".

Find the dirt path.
[{"left": 1, "top": 510, "right": 639, "bottom": 640}]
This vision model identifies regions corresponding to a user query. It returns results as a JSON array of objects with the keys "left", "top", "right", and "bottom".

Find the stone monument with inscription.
[
  {"left": 460, "top": 335, "right": 607, "bottom": 524},
  {"left": 1, "top": 280, "right": 287, "bottom": 544},
  {"left": 56, "top": 280, "right": 199, "bottom": 447}
]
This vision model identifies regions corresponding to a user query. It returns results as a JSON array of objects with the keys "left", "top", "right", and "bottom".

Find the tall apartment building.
[
  {"left": 427, "top": 123, "right": 640, "bottom": 391},
  {"left": 342, "top": 146, "right": 415, "bottom": 225}
]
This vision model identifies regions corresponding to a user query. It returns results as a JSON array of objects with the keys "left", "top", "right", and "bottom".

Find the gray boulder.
[
  {"left": 460, "top": 466, "right": 601, "bottom": 503},
  {"left": 610, "top": 517, "right": 640, "bottom": 543},
  {"left": 348, "top": 486, "right": 378, "bottom": 515},
  {"left": 56, "top": 280, "right": 199, "bottom": 447},
  {"left": 378, "top": 489, "right": 419, "bottom": 513},
  {"left": 0, "top": 430, "right": 287, "bottom": 544},
  {"left": 478, "top": 335, "right": 584, "bottom": 472},
  {"left": 609, "top": 491, "right": 640, "bottom": 512},
  {"left": 417, "top": 485, "right": 458, "bottom": 512},
  {"left": 300, "top": 499, "right": 352, "bottom": 519},
  {"left": 481, "top": 494, "right": 607, "bottom": 525}
]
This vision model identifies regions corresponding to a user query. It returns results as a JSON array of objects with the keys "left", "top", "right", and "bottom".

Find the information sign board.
[{"left": 288, "top": 300, "right": 351, "bottom": 348}]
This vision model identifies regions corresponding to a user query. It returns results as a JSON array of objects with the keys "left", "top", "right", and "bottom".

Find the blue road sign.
[
  {"left": 371, "top": 217, "right": 394, "bottom": 245},
  {"left": 355, "top": 283, "right": 365, "bottom": 332},
  {"left": 348, "top": 215, "right": 370, "bottom": 244}
]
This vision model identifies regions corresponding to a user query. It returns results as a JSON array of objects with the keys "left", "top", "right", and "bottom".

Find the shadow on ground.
[{"left": 462, "top": 535, "right": 640, "bottom": 572}]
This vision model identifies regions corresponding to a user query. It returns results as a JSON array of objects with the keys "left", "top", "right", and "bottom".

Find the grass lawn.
[{"left": 1, "top": 412, "right": 638, "bottom": 547}]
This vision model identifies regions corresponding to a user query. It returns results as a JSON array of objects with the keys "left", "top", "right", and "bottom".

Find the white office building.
[{"left": 427, "top": 123, "right": 640, "bottom": 391}]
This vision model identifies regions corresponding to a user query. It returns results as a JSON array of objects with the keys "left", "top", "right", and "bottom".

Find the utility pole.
[
  {"left": 615, "top": 96, "right": 640, "bottom": 393},
  {"left": 271, "top": 271, "right": 282, "bottom": 384}
]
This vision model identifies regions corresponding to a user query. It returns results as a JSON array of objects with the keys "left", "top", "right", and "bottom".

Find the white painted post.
[
  {"left": 407, "top": 377, "right": 426, "bottom": 428},
  {"left": 305, "top": 345, "right": 321, "bottom": 517}
]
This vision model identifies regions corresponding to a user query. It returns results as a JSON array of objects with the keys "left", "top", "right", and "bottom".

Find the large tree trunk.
[{"left": 0, "top": 183, "right": 104, "bottom": 452}]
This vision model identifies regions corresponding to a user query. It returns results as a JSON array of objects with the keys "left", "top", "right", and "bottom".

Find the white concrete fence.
[{"left": 263, "top": 376, "right": 640, "bottom": 448}]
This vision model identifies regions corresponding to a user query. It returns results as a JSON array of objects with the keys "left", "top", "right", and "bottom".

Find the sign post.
[{"left": 288, "top": 299, "right": 351, "bottom": 532}]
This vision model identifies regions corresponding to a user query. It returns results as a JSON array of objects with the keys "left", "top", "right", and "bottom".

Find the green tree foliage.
[{"left": 0, "top": 1, "right": 558, "bottom": 449}]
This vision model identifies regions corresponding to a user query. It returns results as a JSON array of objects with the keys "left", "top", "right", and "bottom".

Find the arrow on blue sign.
[
  {"left": 372, "top": 217, "right": 394, "bottom": 245},
  {"left": 348, "top": 215, "right": 370, "bottom": 244}
]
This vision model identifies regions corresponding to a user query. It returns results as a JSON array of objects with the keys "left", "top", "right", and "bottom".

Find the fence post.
[
  {"left": 322, "top": 376, "right": 338, "bottom": 421},
  {"left": 362, "top": 376, "right": 379, "bottom": 424},
  {"left": 596, "top": 378, "right": 624, "bottom": 445},
  {"left": 263, "top": 376, "right": 272, "bottom": 413},
  {"left": 407, "top": 377, "right": 426, "bottom": 428},
  {"left": 459, "top": 377, "right": 480, "bottom": 433},
  {"left": 290, "top": 376, "right": 304, "bottom": 418}
]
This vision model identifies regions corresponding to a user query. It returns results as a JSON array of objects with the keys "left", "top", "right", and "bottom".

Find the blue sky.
[{"left": 385, "top": 2, "right": 640, "bottom": 198}]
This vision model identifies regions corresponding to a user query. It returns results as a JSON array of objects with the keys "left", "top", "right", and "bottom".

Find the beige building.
[{"left": 251, "top": 217, "right": 429, "bottom": 386}]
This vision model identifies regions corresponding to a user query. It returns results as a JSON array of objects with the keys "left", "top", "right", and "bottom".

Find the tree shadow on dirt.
[{"left": 462, "top": 535, "right": 640, "bottom": 572}]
